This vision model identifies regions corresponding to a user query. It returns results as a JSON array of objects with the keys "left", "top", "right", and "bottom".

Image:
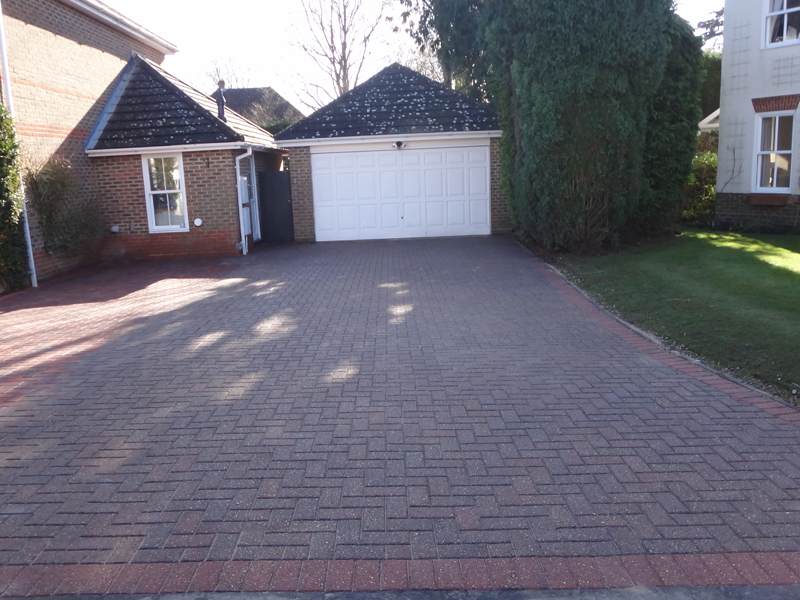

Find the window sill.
[
  {"left": 765, "top": 39, "right": 800, "bottom": 49},
  {"left": 748, "top": 194, "right": 796, "bottom": 206},
  {"left": 147, "top": 226, "right": 191, "bottom": 234}
]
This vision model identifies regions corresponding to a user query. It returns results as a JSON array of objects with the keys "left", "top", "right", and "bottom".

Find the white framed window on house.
[
  {"left": 755, "top": 113, "right": 794, "bottom": 192},
  {"left": 141, "top": 154, "right": 189, "bottom": 233},
  {"left": 766, "top": 0, "right": 800, "bottom": 46}
]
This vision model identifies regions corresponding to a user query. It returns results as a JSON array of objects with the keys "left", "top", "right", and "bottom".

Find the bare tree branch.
[
  {"left": 205, "top": 58, "right": 252, "bottom": 90},
  {"left": 295, "top": 0, "right": 388, "bottom": 109}
]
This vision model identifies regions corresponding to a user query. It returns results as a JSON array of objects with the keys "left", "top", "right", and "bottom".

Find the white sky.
[{"left": 102, "top": 0, "right": 725, "bottom": 115}]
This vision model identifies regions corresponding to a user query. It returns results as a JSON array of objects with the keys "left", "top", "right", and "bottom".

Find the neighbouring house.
[
  {"left": 699, "top": 108, "right": 720, "bottom": 132},
  {"left": 0, "top": 0, "right": 177, "bottom": 280},
  {"left": 85, "top": 55, "right": 285, "bottom": 259},
  {"left": 716, "top": 0, "right": 800, "bottom": 230},
  {"left": 275, "top": 63, "right": 511, "bottom": 243},
  {"left": 212, "top": 86, "right": 304, "bottom": 132}
]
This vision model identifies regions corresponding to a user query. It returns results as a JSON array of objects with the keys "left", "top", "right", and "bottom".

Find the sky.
[{"left": 102, "top": 0, "right": 724, "bottom": 115}]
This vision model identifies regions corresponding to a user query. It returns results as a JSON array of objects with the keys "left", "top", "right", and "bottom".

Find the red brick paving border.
[
  {"left": 1, "top": 553, "right": 799, "bottom": 595},
  {"left": 529, "top": 257, "right": 800, "bottom": 429}
]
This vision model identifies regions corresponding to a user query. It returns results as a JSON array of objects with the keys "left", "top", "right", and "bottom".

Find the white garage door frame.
[{"left": 305, "top": 134, "right": 499, "bottom": 242}]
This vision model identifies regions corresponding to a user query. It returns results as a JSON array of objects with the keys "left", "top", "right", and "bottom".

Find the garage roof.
[
  {"left": 275, "top": 63, "right": 499, "bottom": 141},
  {"left": 85, "top": 55, "right": 276, "bottom": 152}
]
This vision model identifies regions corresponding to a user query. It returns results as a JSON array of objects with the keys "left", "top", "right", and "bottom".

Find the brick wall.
[
  {"left": 716, "top": 193, "right": 800, "bottom": 232},
  {"left": 1, "top": 0, "right": 167, "bottom": 280},
  {"left": 489, "top": 137, "right": 512, "bottom": 235},
  {"left": 288, "top": 147, "right": 315, "bottom": 242},
  {"left": 752, "top": 95, "right": 800, "bottom": 113},
  {"left": 92, "top": 150, "right": 241, "bottom": 258}
]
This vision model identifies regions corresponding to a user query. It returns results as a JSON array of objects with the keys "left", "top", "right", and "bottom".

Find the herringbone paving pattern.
[{"left": 0, "top": 237, "right": 799, "bottom": 592}]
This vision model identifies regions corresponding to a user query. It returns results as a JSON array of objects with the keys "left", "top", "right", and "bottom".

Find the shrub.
[
  {"left": 682, "top": 151, "right": 717, "bottom": 227},
  {"left": 27, "top": 157, "right": 102, "bottom": 256},
  {"left": 0, "top": 105, "right": 27, "bottom": 294}
]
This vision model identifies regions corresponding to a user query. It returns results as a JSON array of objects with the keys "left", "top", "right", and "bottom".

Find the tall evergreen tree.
[
  {"left": 484, "top": 0, "right": 673, "bottom": 250},
  {"left": 636, "top": 13, "right": 704, "bottom": 234}
]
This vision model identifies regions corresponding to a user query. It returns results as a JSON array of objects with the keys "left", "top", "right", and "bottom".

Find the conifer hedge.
[
  {"left": 484, "top": 0, "right": 698, "bottom": 251},
  {"left": 0, "top": 105, "right": 27, "bottom": 293}
]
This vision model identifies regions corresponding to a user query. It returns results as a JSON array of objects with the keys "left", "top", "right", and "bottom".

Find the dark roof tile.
[
  {"left": 275, "top": 63, "right": 498, "bottom": 141},
  {"left": 90, "top": 55, "right": 275, "bottom": 150}
]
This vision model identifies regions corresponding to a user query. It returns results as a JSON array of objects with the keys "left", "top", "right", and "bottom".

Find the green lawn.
[{"left": 556, "top": 230, "right": 800, "bottom": 401}]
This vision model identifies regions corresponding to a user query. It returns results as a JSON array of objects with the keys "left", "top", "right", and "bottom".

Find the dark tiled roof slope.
[
  {"left": 275, "top": 63, "right": 499, "bottom": 141},
  {"left": 92, "top": 55, "right": 274, "bottom": 150},
  {"left": 211, "top": 87, "right": 304, "bottom": 128}
]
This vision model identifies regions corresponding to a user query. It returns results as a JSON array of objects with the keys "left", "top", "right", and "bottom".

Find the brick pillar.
[
  {"left": 490, "top": 137, "right": 512, "bottom": 234},
  {"left": 288, "top": 147, "right": 316, "bottom": 242}
]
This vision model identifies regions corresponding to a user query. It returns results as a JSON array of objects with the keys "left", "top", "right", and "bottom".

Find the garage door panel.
[
  {"left": 403, "top": 170, "right": 422, "bottom": 198},
  {"left": 379, "top": 154, "right": 399, "bottom": 168},
  {"left": 313, "top": 145, "right": 491, "bottom": 241},
  {"left": 404, "top": 202, "right": 424, "bottom": 229},
  {"left": 469, "top": 167, "right": 488, "bottom": 196},
  {"left": 358, "top": 172, "right": 377, "bottom": 200},
  {"left": 448, "top": 201, "right": 466, "bottom": 226},
  {"left": 426, "top": 202, "right": 445, "bottom": 227},
  {"left": 316, "top": 206, "right": 337, "bottom": 232},
  {"left": 381, "top": 203, "right": 402, "bottom": 229},
  {"left": 424, "top": 152, "right": 443, "bottom": 165},
  {"left": 335, "top": 155, "right": 355, "bottom": 169},
  {"left": 447, "top": 169, "right": 465, "bottom": 197},
  {"left": 336, "top": 173, "right": 357, "bottom": 201},
  {"left": 360, "top": 205, "right": 379, "bottom": 230},
  {"left": 447, "top": 151, "right": 465, "bottom": 164},
  {"left": 425, "top": 170, "right": 444, "bottom": 197},
  {"left": 357, "top": 155, "right": 375, "bottom": 168},
  {"left": 380, "top": 171, "right": 399, "bottom": 199},
  {"left": 470, "top": 200, "right": 489, "bottom": 225},
  {"left": 337, "top": 205, "right": 358, "bottom": 231}
]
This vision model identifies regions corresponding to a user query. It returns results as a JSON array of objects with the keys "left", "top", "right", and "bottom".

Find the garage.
[
  {"left": 276, "top": 64, "right": 511, "bottom": 243},
  {"left": 310, "top": 143, "right": 490, "bottom": 242}
]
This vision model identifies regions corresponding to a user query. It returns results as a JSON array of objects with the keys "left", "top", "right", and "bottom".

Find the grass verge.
[{"left": 555, "top": 230, "right": 800, "bottom": 402}]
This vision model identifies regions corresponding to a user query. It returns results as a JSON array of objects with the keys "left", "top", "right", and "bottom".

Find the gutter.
[
  {"left": 276, "top": 129, "right": 503, "bottom": 148},
  {"left": 86, "top": 142, "right": 278, "bottom": 158},
  {"left": 0, "top": 1, "right": 37, "bottom": 288},
  {"left": 234, "top": 147, "right": 253, "bottom": 256}
]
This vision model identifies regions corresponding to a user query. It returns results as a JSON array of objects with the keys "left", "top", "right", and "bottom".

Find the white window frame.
[
  {"left": 141, "top": 153, "right": 190, "bottom": 233},
  {"left": 765, "top": 0, "right": 800, "bottom": 48},
  {"left": 754, "top": 111, "right": 795, "bottom": 193}
]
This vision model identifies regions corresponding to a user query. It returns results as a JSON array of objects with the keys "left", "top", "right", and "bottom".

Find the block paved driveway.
[{"left": 1, "top": 236, "right": 800, "bottom": 595}]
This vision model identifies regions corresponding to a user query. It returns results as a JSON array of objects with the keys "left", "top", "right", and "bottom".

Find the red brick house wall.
[
  {"left": 92, "top": 150, "right": 241, "bottom": 259},
  {"left": 1, "top": 0, "right": 168, "bottom": 279},
  {"left": 287, "top": 147, "right": 315, "bottom": 242},
  {"left": 490, "top": 137, "right": 511, "bottom": 234}
]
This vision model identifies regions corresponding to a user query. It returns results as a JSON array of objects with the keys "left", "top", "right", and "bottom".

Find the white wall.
[{"left": 718, "top": 0, "right": 800, "bottom": 195}]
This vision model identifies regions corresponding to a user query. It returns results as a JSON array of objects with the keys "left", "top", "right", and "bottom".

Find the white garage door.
[{"left": 311, "top": 145, "right": 491, "bottom": 242}]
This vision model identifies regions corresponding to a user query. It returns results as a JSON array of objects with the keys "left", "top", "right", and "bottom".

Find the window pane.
[
  {"left": 778, "top": 116, "right": 794, "bottom": 151},
  {"left": 163, "top": 157, "right": 181, "bottom": 191},
  {"left": 773, "top": 0, "right": 785, "bottom": 11},
  {"left": 762, "top": 117, "right": 776, "bottom": 151},
  {"left": 776, "top": 154, "right": 792, "bottom": 187},
  {"left": 787, "top": 9, "right": 800, "bottom": 39},
  {"left": 152, "top": 194, "right": 170, "bottom": 225},
  {"left": 147, "top": 158, "right": 166, "bottom": 191},
  {"left": 788, "top": 0, "right": 800, "bottom": 9},
  {"left": 168, "top": 193, "right": 184, "bottom": 226},
  {"left": 771, "top": 14, "right": 786, "bottom": 42}
]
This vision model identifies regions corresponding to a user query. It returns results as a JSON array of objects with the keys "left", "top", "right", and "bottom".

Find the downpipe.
[{"left": 235, "top": 147, "right": 252, "bottom": 256}]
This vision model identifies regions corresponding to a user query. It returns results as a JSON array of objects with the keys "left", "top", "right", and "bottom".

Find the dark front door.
[{"left": 258, "top": 171, "right": 294, "bottom": 243}]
